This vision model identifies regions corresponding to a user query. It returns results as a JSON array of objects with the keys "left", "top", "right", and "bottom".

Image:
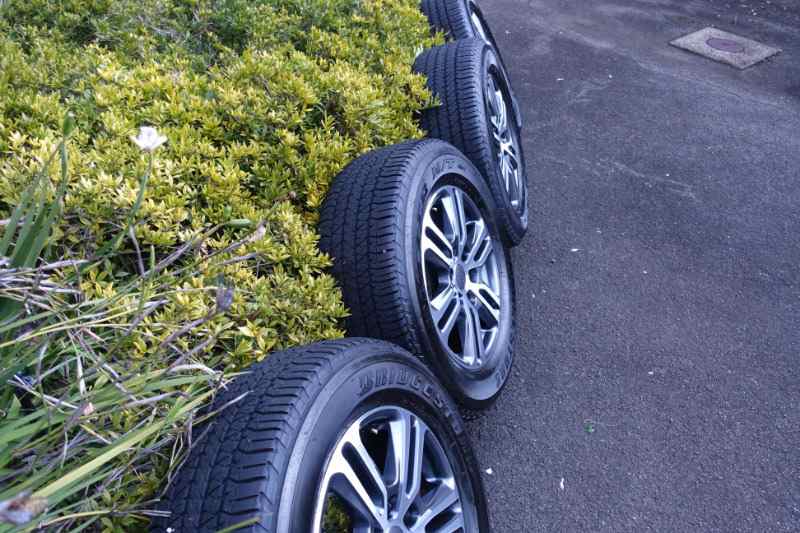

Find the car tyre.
[
  {"left": 152, "top": 339, "right": 489, "bottom": 532},
  {"left": 414, "top": 39, "right": 528, "bottom": 246},
  {"left": 318, "top": 140, "right": 515, "bottom": 408},
  {"left": 419, "top": 0, "right": 523, "bottom": 128}
]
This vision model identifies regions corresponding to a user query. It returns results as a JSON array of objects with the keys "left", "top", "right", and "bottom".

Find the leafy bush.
[{"left": 0, "top": 0, "right": 437, "bottom": 530}]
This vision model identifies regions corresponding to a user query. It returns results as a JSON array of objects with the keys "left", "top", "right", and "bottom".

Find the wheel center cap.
[
  {"left": 388, "top": 527, "right": 405, "bottom": 533},
  {"left": 454, "top": 263, "right": 467, "bottom": 291}
]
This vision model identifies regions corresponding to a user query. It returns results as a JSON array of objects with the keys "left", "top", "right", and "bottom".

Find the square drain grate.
[{"left": 670, "top": 27, "right": 780, "bottom": 69}]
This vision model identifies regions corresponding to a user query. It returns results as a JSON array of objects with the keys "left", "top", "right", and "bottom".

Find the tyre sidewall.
[{"left": 277, "top": 349, "right": 488, "bottom": 532}]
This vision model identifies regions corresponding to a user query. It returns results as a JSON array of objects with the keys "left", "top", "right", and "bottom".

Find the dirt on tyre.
[
  {"left": 318, "top": 140, "right": 515, "bottom": 409},
  {"left": 419, "top": 0, "right": 523, "bottom": 128},
  {"left": 152, "top": 338, "right": 488, "bottom": 532},
  {"left": 414, "top": 38, "right": 528, "bottom": 246}
]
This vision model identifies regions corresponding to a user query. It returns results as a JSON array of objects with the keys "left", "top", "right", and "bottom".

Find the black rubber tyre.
[
  {"left": 414, "top": 39, "right": 528, "bottom": 246},
  {"left": 419, "top": 0, "right": 523, "bottom": 129},
  {"left": 152, "top": 338, "right": 489, "bottom": 532},
  {"left": 420, "top": 0, "right": 475, "bottom": 40},
  {"left": 318, "top": 140, "right": 515, "bottom": 409}
]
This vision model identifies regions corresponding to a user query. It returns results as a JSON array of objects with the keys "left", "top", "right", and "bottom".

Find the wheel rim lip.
[
  {"left": 468, "top": 3, "right": 490, "bottom": 45},
  {"left": 485, "top": 68, "right": 525, "bottom": 214},
  {"left": 420, "top": 183, "right": 502, "bottom": 371},
  {"left": 312, "top": 405, "right": 464, "bottom": 533}
]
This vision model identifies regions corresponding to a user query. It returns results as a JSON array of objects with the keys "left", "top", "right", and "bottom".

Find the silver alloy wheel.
[
  {"left": 485, "top": 72, "right": 523, "bottom": 211},
  {"left": 468, "top": 3, "right": 489, "bottom": 44},
  {"left": 420, "top": 185, "right": 502, "bottom": 369},
  {"left": 313, "top": 406, "right": 465, "bottom": 533}
]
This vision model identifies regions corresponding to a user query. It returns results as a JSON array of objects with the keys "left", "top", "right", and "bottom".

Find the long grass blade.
[{"left": 0, "top": 142, "right": 60, "bottom": 257}]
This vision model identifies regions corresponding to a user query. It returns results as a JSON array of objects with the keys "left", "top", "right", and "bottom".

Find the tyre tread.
[
  {"left": 318, "top": 141, "right": 446, "bottom": 359},
  {"left": 153, "top": 338, "right": 396, "bottom": 532},
  {"left": 421, "top": 0, "right": 474, "bottom": 40}
]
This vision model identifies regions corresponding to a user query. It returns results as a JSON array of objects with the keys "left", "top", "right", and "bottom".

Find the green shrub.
[{"left": 0, "top": 1, "right": 438, "bottom": 530}]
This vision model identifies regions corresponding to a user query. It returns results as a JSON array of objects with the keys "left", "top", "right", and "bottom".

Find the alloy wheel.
[
  {"left": 485, "top": 72, "right": 523, "bottom": 212},
  {"left": 314, "top": 406, "right": 466, "bottom": 533},
  {"left": 420, "top": 184, "right": 502, "bottom": 370}
]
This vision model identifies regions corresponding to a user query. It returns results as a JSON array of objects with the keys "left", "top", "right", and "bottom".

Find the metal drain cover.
[{"left": 670, "top": 27, "right": 780, "bottom": 69}]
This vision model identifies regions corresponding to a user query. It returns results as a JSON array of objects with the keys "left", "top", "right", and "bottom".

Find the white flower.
[{"left": 130, "top": 126, "right": 167, "bottom": 152}]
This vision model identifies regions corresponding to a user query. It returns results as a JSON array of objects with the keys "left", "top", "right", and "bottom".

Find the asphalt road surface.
[{"left": 464, "top": 1, "right": 800, "bottom": 531}]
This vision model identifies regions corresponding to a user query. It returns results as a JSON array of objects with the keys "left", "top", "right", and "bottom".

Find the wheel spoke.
[
  {"left": 500, "top": 154, "right": 513, "bottom": 191},
  {"left": 438, "top": 296, "right": 462, "bottom": 344},
  {"left": 469, "top": 282, "right": 501, "bottom": 326},
  {"left": 452, "top": 189, "right": 469, "bottom": 256},
  {"left": 422, "top": 232, "right": 453, "bottom": 269},
  {"left": 460, "top": 301, "right": 484, "bottom": 366},
  {"left": 495, "top": 89, "right": 508, "bottom": 135},
  {"left": 422, "top": 214, "right": 454, "bottom": 268},
  {"left": 410, "top": 481, "right": 460, "bottom": 532},
  {"left": 505, "top": 160, "right": 519, "bottom": 205},
  {"left": 426, "top": 482, "right": 460, "bottom": 520},
  {"left": 504, "top": 142, "right": 519, "bottom": 168},
  {"left": 327, "top": 426, "right": 388, "bottom": 526},
  {"left": 463, "top": 220, "right": 491, "bottom": 269},
  {"left": 488, "top": 104, "right": 501, "bottom": 134},
  {"left": 439, "top": 193, "right": 463, "bottom": 253},
  {"left": 486, "top": 81, "right": 500, "bottom": 120},
  {"left": 388, "top": 413, "right": 426, "bottom": 515},
  {"left": 436, "top": 513, "right": 466, "bottom": 533},
  {"left": 430, "top": 286, "right": 457, "bottom": 325}
]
